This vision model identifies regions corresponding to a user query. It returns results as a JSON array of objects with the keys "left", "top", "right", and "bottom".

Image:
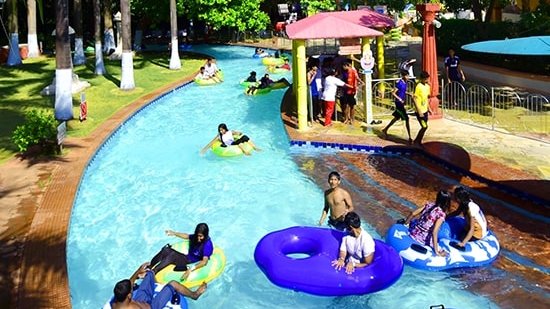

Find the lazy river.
[{"left": 67, "top": 45, "right": 497, "bottom": 308}]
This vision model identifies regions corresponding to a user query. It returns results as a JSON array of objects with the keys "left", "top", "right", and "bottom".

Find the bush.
[{"left": 12, "top": 109, "right": 58, "bottom": 154}]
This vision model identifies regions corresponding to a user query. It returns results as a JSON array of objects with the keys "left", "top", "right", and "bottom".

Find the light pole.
[{"left": 113, "top": 11, "right": 122, "bottom": 49}]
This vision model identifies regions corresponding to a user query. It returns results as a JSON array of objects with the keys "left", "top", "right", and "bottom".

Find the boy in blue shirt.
[{"left": 382, "top": 70, "right": 412, "bottom": 144}]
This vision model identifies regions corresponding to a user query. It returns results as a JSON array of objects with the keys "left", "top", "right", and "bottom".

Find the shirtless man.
[
  {"left": 318, "top": 171, "right": 354, "bottom": 230},
  {"left": 111, "top": 262, "right": 206, "bottom": 309}
]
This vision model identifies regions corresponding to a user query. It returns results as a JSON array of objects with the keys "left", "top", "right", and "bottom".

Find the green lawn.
[{"left": 0, "top": 52, "right": 205, "bottom": 163}]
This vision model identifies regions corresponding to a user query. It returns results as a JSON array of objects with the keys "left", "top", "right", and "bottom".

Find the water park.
[{"left": 0, "top": 1, "right": 549, "bottom": 309}]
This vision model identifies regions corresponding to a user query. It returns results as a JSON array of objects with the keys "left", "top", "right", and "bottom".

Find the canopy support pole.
[{"left": 295, "top": 39, "right": 308, "bottom": 131}]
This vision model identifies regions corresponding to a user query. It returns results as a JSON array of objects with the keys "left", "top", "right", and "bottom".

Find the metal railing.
[
  {"left": 345, "top": 78, "right": 548, "bottom": 142},
  {"left": 441, "top": 81, "right": 549, "bottom": 141}
]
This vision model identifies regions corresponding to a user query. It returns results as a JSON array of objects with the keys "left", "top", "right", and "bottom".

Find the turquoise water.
[{"left": 67, "top": 45, "right": 496, "bottom": 309}]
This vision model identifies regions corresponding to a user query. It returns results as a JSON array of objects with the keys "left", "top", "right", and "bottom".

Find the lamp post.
[{"left": 113, "top": 11, "right": 122, "bottom": 48}]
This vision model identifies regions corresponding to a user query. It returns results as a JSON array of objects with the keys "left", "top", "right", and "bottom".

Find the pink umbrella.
[{"left": 286, "top": 14, "right": 383, "bottom": 39}]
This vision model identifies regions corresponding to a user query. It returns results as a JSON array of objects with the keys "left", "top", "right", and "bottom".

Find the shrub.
[{"left": 12, "top": 109, "right": 58, "bottom": 154}]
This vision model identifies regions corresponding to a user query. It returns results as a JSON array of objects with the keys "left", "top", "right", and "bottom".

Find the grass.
[{"left": 0, "top": 52, "right": 205, "bottom": 163}]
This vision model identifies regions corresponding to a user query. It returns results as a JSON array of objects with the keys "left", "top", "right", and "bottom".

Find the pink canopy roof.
[
  {"left": 332, "top": 9, "right": 395, "bottom": 29},
  {"left": 286, "top": 9, "right": 393, "bottom": 40}
]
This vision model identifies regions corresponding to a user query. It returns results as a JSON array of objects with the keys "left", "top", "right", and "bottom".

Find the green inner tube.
[
  {"left": 211, "top": 140, "right": 253, "bottom": 156},
  {"left": 244, "top": 87, "right": 272, "bottom": 96},
  {"left": 239, "top": 80, "right": 259, "bottom": 88}
]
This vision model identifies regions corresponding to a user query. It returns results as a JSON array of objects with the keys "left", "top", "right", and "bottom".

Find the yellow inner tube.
[
  {"left": 211, "top": 140, "right": 253, "bottom": 156},
  {"left": 155, "top": 239, "right": 226, "bottom": 288},
  {"left": 194, "top": 71, "right": 224, "bottom": 85},
  {"left": 261, "top": 57, "right": 285, "bottom": 66}
]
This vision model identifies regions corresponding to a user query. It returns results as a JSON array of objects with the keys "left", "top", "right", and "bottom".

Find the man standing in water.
[{"left": 318, "top": 171, "right": 354, "bottom": 230}]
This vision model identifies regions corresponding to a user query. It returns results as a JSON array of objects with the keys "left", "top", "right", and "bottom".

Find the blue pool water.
[{"left": 67, "top": 45, "right": 497, "bottom": 308}]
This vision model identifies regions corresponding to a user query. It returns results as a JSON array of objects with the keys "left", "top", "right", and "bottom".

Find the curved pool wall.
[{"left": 67, "top": 45, "right": 496, "bottom": 308}]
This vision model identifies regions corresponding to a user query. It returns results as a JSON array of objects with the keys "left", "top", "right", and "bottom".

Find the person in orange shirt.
[{"left": 341, "top": 60, "right": 359, "bottom": 125}]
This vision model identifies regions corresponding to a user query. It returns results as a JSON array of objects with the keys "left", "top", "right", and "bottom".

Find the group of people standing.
[{"left": 306, "top": 56, "right": 360, "bottom": 127}]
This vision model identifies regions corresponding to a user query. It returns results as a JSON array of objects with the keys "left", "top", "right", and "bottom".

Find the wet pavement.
[{"left": 282, "top": 96, "right": 550, "bottom": 308}]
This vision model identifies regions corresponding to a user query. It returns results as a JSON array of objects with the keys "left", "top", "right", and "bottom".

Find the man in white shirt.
[
  {"left": 331, "top": 212, "right": 375, "bottom": 274},
  {"left": 321, "top": 68, "right": 351, "bottom": 126},
  {"left": 203, "top": 58, "right": 219, "bottom": 78}
]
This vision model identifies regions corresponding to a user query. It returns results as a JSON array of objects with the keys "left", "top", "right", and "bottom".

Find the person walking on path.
[
  {"left": 382, "top": 70, "right": 413, "bottom": 143},
  {"left": 412, "top": 71, "right": 433, "bottom": 146},
  {"left": 444, "top": 48, "right": 465, "bottom": 84}
]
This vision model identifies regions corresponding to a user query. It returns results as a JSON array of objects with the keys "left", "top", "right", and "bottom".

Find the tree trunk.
[
  {"left": 169, "top": 0, "right": 180, "bottom": 70},
  {"left": 7, "top": 0, "right": 22, "bottom": 66},
  {"left": 94, "top": 0, "right": 106, "bottom": 74},
  {"left": 73, "top": 0, "right": 86, "bottom": 65},
  {"left": 27, "top": 0, "right": 40, "bottom": 58},
  {"left": 120, "top": 0, "right": 135, "bottom": 90},
  {"left": 55, "top": 0, "right": 74, "bottom": 120},
  {"left": 103, "top": 0, "right": 115, "bottom": 53},
  {"left": 472, "top": 0, "right": 484, "bottom": 21}
]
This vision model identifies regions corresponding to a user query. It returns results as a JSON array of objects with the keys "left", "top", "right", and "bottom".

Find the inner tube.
[
  {"left": 155, "top": 240, "right": 226, "bottom": 288},
  {"left": 261, "top": 57, "right": 285, "bottom": 66},
  {"left": 244, "top": 87, "right": 271, "bottom": 96},
  {"left": 103, "top": 282, "right": 188, "bottom": 309},
  {"left": 254, "top": 226, "right": 403, "bottom": 296},
  {"left": 269, "top": 81, "right": 289, "bottom": 90},
  {"left": 239, "top": 80, "right": 259, "bottom": 88},
  {"left": 211, "top": 140, "right": 254, "bottom": 157},
  {"left": 253, "top": 52, "right": 270, "bottom": 58},
  {"left": 266, "top": 67, "right": 290, "bottom": 74},
  {"left": 194, "top": 71, "right": 224, "bottom": 86},
  {"left": 386, "top": 216, "right": 500, "bottom": 271}
]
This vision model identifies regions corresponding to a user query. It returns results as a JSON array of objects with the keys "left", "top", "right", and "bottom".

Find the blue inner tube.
[
  {"left": 102, "top": 283, "right": 188, "bottom": 309},
  {"left": 386, "top": 216, "right": 500, "bottom": 271},
  {"left": 254, "top": 226, "right": 403, "bottom": 296}
]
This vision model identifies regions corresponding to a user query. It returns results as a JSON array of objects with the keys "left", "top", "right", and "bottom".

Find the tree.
[
  {"left": 119, "top": 0, "right": 135, "bottom": 90},
  {"left": 300, "top": 0, "right": 336, "bottom": 16},
  {"left": 54, "top": 0, "right": 74, "bottom": 120},
  {"left": 6, "top": 0, "right": 22, "bottom": 66},
  {"left": 169, "top": 0, "right": 180, "bottom": 70},
  {"left": 26, "top": 0, "right": 41, "bottom": 58},
  {"left": 94, "top": 0, "right": 107, "bottom": 74},
  {"left": 185, "top": 0, "right": 270, "bottom": 32},
  {"left": 73, "top": 0, "right": 86, "bottom": 65}
]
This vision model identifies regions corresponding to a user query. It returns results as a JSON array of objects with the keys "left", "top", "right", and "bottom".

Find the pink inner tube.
[{"left": 254, "top": 226, "right": 404, "bottom": 296}]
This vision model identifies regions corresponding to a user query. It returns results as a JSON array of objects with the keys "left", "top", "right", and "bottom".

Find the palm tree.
[
  {"left": 94, "top": 0, "right": 106, "bottom": 74},
  {"left": 6, "top": 0, "right": 22, "bottom": 66},
  {"left": 54, "top": 0, "right": 74, "bottom": 120},
  {"left": 26, "top": 0, "right": 40, "bottom": 58},
  {"left": 119, "top": 0, "right": 135, "bottom": 89},
  {"left": 169, "top": 0, "right": 180, "bottom": 70},
  {"left": 73, "top": 0, "right": 86, "bottom": 65}
]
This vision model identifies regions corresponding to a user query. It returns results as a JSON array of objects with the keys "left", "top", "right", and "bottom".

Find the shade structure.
[
  {"left": 330, "top": 9, "right": 395, "bottom": 29},
  {"left": 462, "top": 36, "right": 550, "bottom": 56},
  {"left": 286, "top": 14, "right": 383, "bottom": 39}
]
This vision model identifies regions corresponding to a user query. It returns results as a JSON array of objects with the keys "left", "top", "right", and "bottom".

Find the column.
[
  {"left": 295, "top": 39, "right": 308, "bottom": 130},
  {"left": 416, "top": 3, "right": 442, "bottom": 118}
]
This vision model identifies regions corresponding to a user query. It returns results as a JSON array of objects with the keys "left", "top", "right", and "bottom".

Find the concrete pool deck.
[{"left": 0, "top": 65, "right": 548, "bottom": 308}]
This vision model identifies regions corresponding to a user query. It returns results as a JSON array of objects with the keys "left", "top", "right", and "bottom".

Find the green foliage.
[
  {"left": 518, "top": 1, "right": 550, "bottom": 36},
  {"left": 12, "top": 109, "right": 58, "bottom": 153},
  {"left": 300, "top": 0, "right": 336, "bottom": 16},
  {"left": 177, "top": 0, "right": 269, "bottom": 32}
]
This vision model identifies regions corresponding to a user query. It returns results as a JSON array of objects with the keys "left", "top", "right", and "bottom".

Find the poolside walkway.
[
  {"left": 0, "top": 45, "right": 548, "bottom": 308},
  {"left": 0, "top": 74, "right": 196, "bottom": 308}
]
